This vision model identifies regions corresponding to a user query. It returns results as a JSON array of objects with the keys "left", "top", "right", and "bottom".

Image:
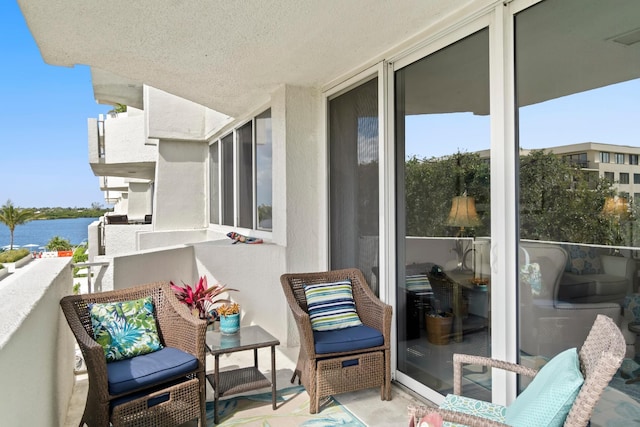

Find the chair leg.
[{"left": 198, "top": 371, "right": 206, "bottom": 427}]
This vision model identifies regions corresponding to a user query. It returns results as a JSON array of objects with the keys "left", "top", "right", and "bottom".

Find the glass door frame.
[{"left": 385, "top": 3, "right": 522, "bottom": 405}]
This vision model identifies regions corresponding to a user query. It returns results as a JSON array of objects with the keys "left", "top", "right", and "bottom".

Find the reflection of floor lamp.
[
  {"left": 447, "top": 195, "right": 480, "bottom": 270},
  {"left": 602, "top": 195, "right": 629, "bottom": 254}
]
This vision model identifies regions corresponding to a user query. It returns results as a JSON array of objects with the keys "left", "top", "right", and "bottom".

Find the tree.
[
  {"left": 0, "top": 200, "right": 38, "bottom": 250},
  {"left": 46, "top": 236, "right": 72, "bottom": 251}
]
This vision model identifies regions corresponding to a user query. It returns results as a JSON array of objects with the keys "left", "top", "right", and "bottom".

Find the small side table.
[{"left": 205, "top": 325, "right": 280, "bottom": 424}]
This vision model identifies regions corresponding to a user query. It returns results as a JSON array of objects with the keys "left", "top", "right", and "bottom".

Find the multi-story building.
[{"left": 4, "top": 1, "right": 639, "bottom": 425}]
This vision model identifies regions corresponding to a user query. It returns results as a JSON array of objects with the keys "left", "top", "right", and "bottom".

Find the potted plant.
[
  {"left": 170, "top": 276, "right": 237, "bottom": 322},
  {"left": 217, "top": 302, "right": 240, "bottom": 334}
]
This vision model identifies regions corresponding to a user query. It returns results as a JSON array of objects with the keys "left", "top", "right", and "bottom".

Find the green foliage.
[
  {"left": 405, "top": 152, "right": 489, "bottom": 237},
  {"left": 0, "top": 200, "right": 39, "bottom": 250},
  {"left": 72, "top": 246, "right": 89, "bottom": 277},
  {"left": 73, "top": 283, "right": 81, "bottom": 295},
  {"left": 46, "top": 236, "right": 72, "bottom": 251},
  {"left": 404, "top": 150, "right": 622, "bottom": 246},
  {"left": 0, "top": 249, "right": 30, "bottom": 263},
  {"left": 32, "top": 206, "right": 111, "bottom": 220}
]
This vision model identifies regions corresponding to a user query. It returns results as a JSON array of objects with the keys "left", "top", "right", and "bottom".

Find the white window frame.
[{"left": 208, "top": 108, "right": 273, "bottom": 238}]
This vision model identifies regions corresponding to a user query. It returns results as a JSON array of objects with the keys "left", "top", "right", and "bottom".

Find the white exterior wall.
[
  {"left": 272, "top": 85, "right": 325, "bottom": 272},
  {"left": 87, "top": 220, "right": 101, "bottom": 262},
  {"left": 127, "top": 181, "right": 153, "bottom": 220},
  {"left": 193, "top": 241, "right": 288, "bottom": 342},
  {"left": 153, "top": 139, "right": 208, "bottom": 230},
  {"left": 0, "top": 258, "right": 74, "bottom": 427},
  {"left": 112, "top": 246, "right": 197, "bottom": 290},
  {"left": 145, "top": 86, "right": 232, "bottom": 141},
  {"left": 104, "top": 224, "right": 152, "bottom": 255},
  {"left": 104, "top": 112, "right": 156, "bottom": 164}
]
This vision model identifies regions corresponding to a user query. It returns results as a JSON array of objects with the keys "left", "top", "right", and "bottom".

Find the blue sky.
[{"left": 0, "top": 2, "right": 113, "bottom": 208}]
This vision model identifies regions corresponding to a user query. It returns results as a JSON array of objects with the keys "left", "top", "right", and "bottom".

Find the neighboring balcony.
[{"left": 88, "top": 110, "right": 157, "bottom": 181}]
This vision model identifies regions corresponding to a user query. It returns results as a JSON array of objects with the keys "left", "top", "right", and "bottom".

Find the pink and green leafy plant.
[{"left": 170, "top": 276, "right": 238, "bottom": 320}]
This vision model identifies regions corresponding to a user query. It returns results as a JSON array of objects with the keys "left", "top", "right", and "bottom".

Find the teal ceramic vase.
[{"left": 219, "top": 313, "right": 240, "bottom": 335}]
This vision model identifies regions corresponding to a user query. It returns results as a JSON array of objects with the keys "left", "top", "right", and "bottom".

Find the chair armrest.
[
  {"left": 409, "top": 405, "right": 510, "bottom": 427},
  {"left": 60, "top": 297, "right": 110, "bottom": 401},
  {"left": 452, "top": 353, "right": 538, "bottom": 395},
  {"left": 283, "top": 290, "right": 316, "bottom": 358},
  {"left": 601, "top": 255, "right": 636, "bottom": 284},
  {"left": 157, "top": 289, "right": 207, "bottom": 367}
]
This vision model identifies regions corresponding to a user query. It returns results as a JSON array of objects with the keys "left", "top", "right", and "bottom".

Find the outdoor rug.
[{"left": 206, "top": 385, "right": 366, "bottom": 426}]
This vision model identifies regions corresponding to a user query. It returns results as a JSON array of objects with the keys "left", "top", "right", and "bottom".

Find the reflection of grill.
[{"left": 427, "top": 273, "right": 455, "bottom": 314}]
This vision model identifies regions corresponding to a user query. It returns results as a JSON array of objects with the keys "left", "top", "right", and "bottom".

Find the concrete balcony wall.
[
  {"left": 111, "top": 246, "right": 197, "bottom": 291},
  {"left": 87, "top": 220, "right": 101, "bottom": 262},
  {"left": 145, "top": 86, "right": 232, "bottom": 141},
  {"left": 103, "top": 113, "right": 156, "bottom": 164},
  {"left": 0, "top": 258, "right": 74, "bottom": 427},
  {"left": 193, "top": 241, "right": 289, "bottom": 344},
  {"left": 99, "top": 176, "right": 128, "bottom": 191},
  {"left": 104, "top": 224, "right": 153, "bottom": 256},
  {"left": 127, "top": 181, "right": 153, "bottom": 221},
  {"left": 137, "top": 229, "right": 217, "bottom": 251}
]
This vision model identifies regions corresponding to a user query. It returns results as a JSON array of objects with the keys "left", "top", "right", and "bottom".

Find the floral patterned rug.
[{"left": 206, "top": 385, "right": 365, "bottom": 426}]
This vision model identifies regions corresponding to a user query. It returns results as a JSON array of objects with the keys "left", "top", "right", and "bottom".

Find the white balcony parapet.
[{"left": 0, "top": 257, "right": 75, "bottom": 427}]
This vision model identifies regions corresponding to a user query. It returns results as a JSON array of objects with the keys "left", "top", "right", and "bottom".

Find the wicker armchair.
[
  {"left": 60, "top": 282, "right": 207, "bottom": 427},
  {"left": 280, "top": 268, "right": 392, "bottom": 413},
  {"left": 409, "top": 314, "right": 625, "bottom": 427}
]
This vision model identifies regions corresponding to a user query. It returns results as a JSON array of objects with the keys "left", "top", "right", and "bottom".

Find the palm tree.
[{"left": 0, "top": 200, "right": 38, "bottom": 250}]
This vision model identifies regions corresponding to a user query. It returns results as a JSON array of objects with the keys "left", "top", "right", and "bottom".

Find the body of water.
[{"left": 0, "top": 217, "right": 98, "bottom": 249}]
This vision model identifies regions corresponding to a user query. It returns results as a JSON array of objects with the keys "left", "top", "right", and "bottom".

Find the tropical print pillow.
[{"left": 89, "top": 296, "right": 163, "bottom": 362}]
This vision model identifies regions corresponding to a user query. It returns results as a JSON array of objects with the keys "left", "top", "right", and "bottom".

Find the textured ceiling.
[{"left": 18, "top": 0, "right": 471, "bottom": 116}]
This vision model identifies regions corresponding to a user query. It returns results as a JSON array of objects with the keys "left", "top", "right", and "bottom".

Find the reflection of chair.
[
  {"left": 60, "top": 282, "right": 206, "bottom": 427},
  {"left": 409, "top": 314, "right": 625, "bottom": 427},
  {"left": 280, "top": 268, "right": 392, "bottom": 413},
  {"left": 519, "top": 242, "right": 620, "bottom": 358}
]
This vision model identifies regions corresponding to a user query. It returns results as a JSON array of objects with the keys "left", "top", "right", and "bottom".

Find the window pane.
[
  {"left": 209, "top": 142, "right": 219, "bottom": 224},
  {"left": 329, "top": 78, "right": 379, "bottom": 293},
  {"left": 516, "top": 0, "right": 640, "bottom": 404},
  {"left": 395, "top": 28, "right": 490, "bottom": 399},
  {"left": 256, "top": 109, "right": 272, "bottom": 230},
  {"left": 237, "top": 122, "right": 253, "bottom": 228},
  {"left": 221, "top": 133, "right": 234, "bottom": 226}
]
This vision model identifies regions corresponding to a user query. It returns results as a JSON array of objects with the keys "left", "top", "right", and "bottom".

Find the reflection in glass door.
[
  {"left": 395, "top": 28, "right": 491, "bottom": 399},
  {"left": 515, "top": 0, "right": 640, "bottom": 411}
]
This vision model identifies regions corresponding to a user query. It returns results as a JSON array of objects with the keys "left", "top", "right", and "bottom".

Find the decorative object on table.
[
  {"left": 170, "top": 276, "right": 238, "bottom": 321},
  {"left": 217, "top": 302, "right": 240, "bottom": 334},
  {"left": 227, "top": 231, "right": 264, "bottom": 244},
  {"left": 519, "top": 247, "right": 542, "bottom": 296}
]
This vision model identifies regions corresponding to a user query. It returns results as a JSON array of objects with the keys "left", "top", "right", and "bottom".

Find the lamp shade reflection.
[
  {"left": 447, "top": 195, "right": 481, "bottom": 231},
  {"left": 602, "top": 196, "right": 629, "bottom": 219}
]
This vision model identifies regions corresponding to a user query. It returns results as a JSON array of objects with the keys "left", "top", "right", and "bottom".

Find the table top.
[{"left": 206, "top": 324, "right": 280, "bottom": 355}]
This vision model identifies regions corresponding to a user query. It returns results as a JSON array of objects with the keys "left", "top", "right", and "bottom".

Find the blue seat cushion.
[
  {"left": 107, "top": 347, "right": 198, "bottom": 395},
  {"left": 313, "top": 324, "right": 383, "bottom": 354}
]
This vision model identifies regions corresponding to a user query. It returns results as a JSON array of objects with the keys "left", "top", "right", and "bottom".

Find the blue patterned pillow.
[
  {"left": 304, "top": 280, "right": 363, "bottom": 332},
  {"left": 505, "top": 348, "right": 584, "bottom": 427},
  {"left": 89, "top": 296, "right": 163, "bottom": 362}
]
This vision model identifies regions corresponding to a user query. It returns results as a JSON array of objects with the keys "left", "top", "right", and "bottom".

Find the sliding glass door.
[{"left": 395, "top": 28, "right": 492, "bottom": 400}]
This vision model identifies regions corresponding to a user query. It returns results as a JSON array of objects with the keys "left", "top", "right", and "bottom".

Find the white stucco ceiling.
[{"left": 18, "top": 0, "right": 472, "bottom": 117}]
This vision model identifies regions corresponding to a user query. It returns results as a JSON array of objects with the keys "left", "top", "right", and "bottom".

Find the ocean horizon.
[{"left": 0, "top": 217, "right": 98, "bottom": 249}]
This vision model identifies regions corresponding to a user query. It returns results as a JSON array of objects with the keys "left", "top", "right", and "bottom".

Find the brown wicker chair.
[
  {"left": 409, "top": 314, "right": 625, "bottom": 427},
  {"left": 280, "top": 268, "right": 392, "bottom": 413},
  {"left": 60, "top": 282, "right": 207, "bottom": 427}
]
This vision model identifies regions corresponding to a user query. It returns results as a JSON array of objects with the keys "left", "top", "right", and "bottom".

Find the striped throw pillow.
[{"left": 304, "top": 280, "right": 363, "bottom": 331}]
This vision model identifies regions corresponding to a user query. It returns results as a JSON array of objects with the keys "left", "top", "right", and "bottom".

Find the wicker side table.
[{"left": 205, "top": 325, "right": 280, "bottom": 424}]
